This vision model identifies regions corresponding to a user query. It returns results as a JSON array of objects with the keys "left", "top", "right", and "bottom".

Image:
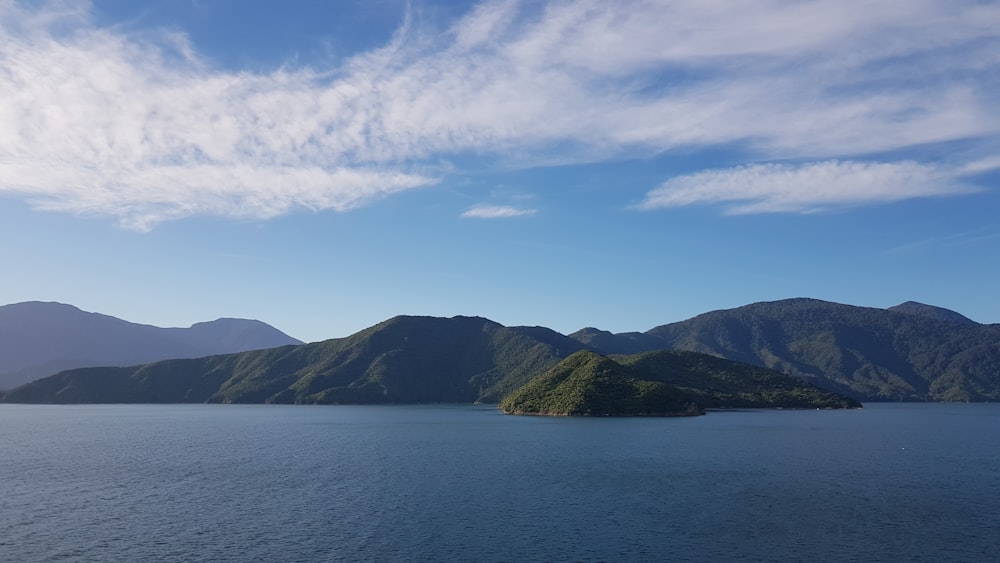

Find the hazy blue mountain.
[
  {"left": 570, "top": 298, "right": 1000, "bottom": 402},
  {"left": 0, "top": 315, "right": 589, "bottom": 404},
  {"left": 0, "top": 301, "right": 303, "bottom": 390}
]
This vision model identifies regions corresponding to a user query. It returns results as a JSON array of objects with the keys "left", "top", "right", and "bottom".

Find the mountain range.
[
  {"left": 0, "top": 301, "right": 303, "bottom": 390},
  {"left": 0, "top": 315, "right": 584, "bottom": 404},
  {"left": 1, "top": 298, "right": 997, "bottom": 404},
  {"left": 570, "top": 298, "right": 999, "bottom": 401}
]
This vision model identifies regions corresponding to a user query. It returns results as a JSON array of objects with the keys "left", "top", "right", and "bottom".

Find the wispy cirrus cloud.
[
  {"left": 0, "top": 0, "right": 997, "bottom": 228},
  {"left": 887, "top": 230, "right": 1000, "bottom": 255},
  {"left": 958, "top": 157, "right": 1000, "bottom": 175},
  {"left": 636, "top": 161, "right": 978, "bottom": 214},
  {"left": 461, "top": 205, "right": 537, "bottom": 219}
]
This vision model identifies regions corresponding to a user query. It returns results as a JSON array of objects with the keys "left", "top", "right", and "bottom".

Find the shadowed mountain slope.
[{"left": 617, "top": 350, "right": 863, "bottom": 409}]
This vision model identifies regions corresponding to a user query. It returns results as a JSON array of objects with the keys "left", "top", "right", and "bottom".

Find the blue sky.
[{"left": 1, "top": 0, "right": 998, "bottom": 343}]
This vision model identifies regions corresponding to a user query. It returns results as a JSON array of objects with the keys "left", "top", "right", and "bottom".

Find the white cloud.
[
  {"left": 958, "top": 157, "right": 1000, "bottom": 175},
  {"left": 0, "top": 0, "right": 997, "bottom": 228},
  {"left": 637, "top": 161, "right": 977, "bottom": 214},
  {"left": 887, "top": 230, "right": 1000, "bottom": 254},
  {"left": 13, "top": 163, "right": 434, "bottom": 232},
  {"left": 461, "top": 205, "right": 537, "bottom": 219}
]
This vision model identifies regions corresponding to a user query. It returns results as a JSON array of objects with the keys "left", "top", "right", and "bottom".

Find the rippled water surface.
[{"left": 2, "top": 403, "right": 999, "bottom": 562}]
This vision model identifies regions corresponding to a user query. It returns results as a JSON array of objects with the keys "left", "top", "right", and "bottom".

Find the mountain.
[
  {"left": 0, "top": 302, "right": 303, "bottom": 390},
  {"left": 886, "top": 301, "right": 978, "bottom": 326},
  {"left": 617, "top": 350, "right": 863, "bottom": 409},
  {"left": 0, "top": 315, "right": 589, "bottom": 404},
  {"left": 566, "top": 327, "right": 661, "bottom": 355},
  {"left": 570, "top": 298, "right": 1000, "bottom": 402},
  {"left": 499, "top": 350, "right": 703, "bottom": 416},
  {"left": 5, "top": 298, "right": 996, "bottom": 405}
]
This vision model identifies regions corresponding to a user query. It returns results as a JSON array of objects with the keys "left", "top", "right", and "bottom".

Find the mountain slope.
[
  {"left": 617, "top": 350, "right": 862, "bottom": 409},
  {"left": 1, "top": 315, "right": 588, "bottom": 404},
  {"left": 571, "top": 298, "right": 1000, "bottom": 402},
  {"left": 0, "top": 302, "right": 303, "bottom": 389},
  {"left": 566, "top": 327, "right": 661, "bottom": 355},
  {"left": 887, "top": 301, "right": 978, "bottom": 326}
]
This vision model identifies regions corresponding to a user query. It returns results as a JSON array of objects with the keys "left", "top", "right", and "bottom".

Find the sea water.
[{"left": 1, "top": 403, "right": 998, "bottom": 562}]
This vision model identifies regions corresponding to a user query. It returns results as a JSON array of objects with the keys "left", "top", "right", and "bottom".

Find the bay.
[{"left": 1, "top": 403, "right": 998, "bottom": 562}]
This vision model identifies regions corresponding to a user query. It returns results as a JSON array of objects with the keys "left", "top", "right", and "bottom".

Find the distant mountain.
[
  {"left": 566, "top": 327, "right": 660, "bottom": 355},
  {"left": 0, "top": 302, "right": 303, "bottom": 390},
  {"left": 499, "top": 350, "right": 703, "bottom": 416},
  {"left": 570, "top": 298, "right": 1000, "bottom": 402},
  {"left": 0, "top": 315, "right": 588, "bottom": 404}
]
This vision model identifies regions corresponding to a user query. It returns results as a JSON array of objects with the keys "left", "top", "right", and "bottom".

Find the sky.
[{"left": 1, "top": 0, "right": 998, "bottom": 343}]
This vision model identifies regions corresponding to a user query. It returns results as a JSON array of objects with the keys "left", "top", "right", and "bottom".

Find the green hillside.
[
  {"left": 618, "top": 350, "right": 863, "bottom": 409},
  {"left": 499, "top": 351, "right": 703, "bottom": 416}
]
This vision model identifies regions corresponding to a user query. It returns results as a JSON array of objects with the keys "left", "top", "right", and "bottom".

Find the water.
[{"left": 1, "top": 403, "right": 998, "bottom": 562}]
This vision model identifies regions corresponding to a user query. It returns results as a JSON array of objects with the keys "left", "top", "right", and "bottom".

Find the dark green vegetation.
[
  {"left": 571, "top": 298, "right": 1000, "bottom": 402},
  {"left": 618, "top": 351, "right": 863, "bottom": 409},
  {"left": 499, "top": 350, "right": 859, "bottom": 416},
  {"left": 0, "top": 301, "right": 302, "bottom": 390},
  {"left": 499, "top": 351, "right": 704, "bottom": 416},
  {"left": 2, "top": 298, "right": 996, "bottom": 406},
  {"left": 887, "top": 301, "right": 978, "bottom": 326},
  {"left": 1, "top": 316, "right": 587, "bottom": 405}
]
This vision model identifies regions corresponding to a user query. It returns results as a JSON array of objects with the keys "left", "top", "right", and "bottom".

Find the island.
[
  {"left": 499, "top": 351, "right": 703, "bottom": 416},
  {"left": 499, "top": 350, "right": 861, "bottom": 416}
]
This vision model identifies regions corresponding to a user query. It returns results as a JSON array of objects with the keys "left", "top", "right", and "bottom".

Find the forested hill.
[
  {"left": 886, "top": 301, "right": 978, "bottom": 326},
  {"left": 0, "top": 315, "right": 587, "bottom": 404},
  {"left": 617, "top": 350, "right": 863, "bottom": 409},
  {"left": 499, "top": 349, "right": 860, "bottom": 416},
  {"left": 499, "top": 351, "right": 704, "bottom": 416},
  {"left": 570, "top": 299, "right": 1000, "bottom": 402}
]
